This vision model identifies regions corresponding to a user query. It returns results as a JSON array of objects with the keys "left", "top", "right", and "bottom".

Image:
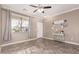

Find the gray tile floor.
[{"left": 1, "top": 38, "right": 79, "bottom": 54}]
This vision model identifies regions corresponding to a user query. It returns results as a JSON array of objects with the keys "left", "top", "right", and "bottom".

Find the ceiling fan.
[{"left": 29, "top": 4, "right": 52, "bottom": 13}]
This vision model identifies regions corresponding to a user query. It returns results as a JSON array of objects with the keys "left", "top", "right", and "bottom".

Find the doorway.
[{"left": 37, "top": 22, "right": 43, "bottom": 38}]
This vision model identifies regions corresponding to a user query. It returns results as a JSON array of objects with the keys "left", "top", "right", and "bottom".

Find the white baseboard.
[
  {"left": 0, "top": 38, "right": 38, "bottom": 47},
  {"left": 1, "top": 37, "right": 79, "bottom": 47},
  {"left": 43, "top": 37, "right": 54, "bottom": 40},
  {"left": 43, "top": 37, "right": 79, "bottom": 45},
  {"left": 63, "top": 41, "right": 79, "bottom": 45},
  {"left": 0, "top": 37, "right": 44, "bottom": 47}
]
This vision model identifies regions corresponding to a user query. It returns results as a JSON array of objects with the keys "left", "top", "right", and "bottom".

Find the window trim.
[{"left": 11, "top": 15, "right": 29, "bottom": 32}]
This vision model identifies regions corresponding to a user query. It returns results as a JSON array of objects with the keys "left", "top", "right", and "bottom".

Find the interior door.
[{"left": 37, "top": 22, "right": 43, "bottom": 38}]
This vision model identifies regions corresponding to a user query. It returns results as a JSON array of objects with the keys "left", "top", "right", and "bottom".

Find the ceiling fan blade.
[
  {"left": 33, "top": 9, "right": 38, "bottom": 13},
  {"left": 43, "top": 6, "right": 51, "bottom": 9},
  {"left": 29, "top": 5, "right": 37, "bottom": 8}
]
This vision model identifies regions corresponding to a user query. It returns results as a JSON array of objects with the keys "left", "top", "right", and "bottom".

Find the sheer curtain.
[
  {"left": 0, "top": 7, "right": 1, "bottom": 41},
  {"left": 1, "top": 9, "right": 11, "bottom": 41}
]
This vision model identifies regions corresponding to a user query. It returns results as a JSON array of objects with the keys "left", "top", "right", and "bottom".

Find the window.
[
  {"left": 21, "top": 19, "right": 29, "bottom": 32},
  {"left": 11, "top": 17, "right": 29, "bottom": 32}
]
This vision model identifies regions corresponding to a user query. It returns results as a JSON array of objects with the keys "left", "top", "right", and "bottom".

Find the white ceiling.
[{"left": 1, "top": 4, "right": 79, "bottom": 18}]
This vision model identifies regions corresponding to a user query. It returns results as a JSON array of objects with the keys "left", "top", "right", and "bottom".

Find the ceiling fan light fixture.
[
  {"left": 38, "top": 8, "right": 44, "bottom": 13},
  {"left": 29, "top": 5, "right": 51, "bottom": 13}
]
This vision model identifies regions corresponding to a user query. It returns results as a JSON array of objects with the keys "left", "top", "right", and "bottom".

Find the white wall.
[
  {"left": 0, "top": 5, "right": 2, "bottom": 41},
  {"left": 43, "top": 9, "right": 79, "bottom": 44},
  {"left": 12, "top": 32, "right": 29, "bottom": 41}
]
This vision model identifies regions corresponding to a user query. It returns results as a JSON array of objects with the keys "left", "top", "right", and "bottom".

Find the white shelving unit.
[
  {"left": 52, "top": 19, "right": 67, "bottom": 41},
  {"left": 53, "top": 33, "right": 65, "bottom": 41}
]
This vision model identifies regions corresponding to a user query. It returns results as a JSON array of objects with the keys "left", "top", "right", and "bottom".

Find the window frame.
[{"left": 11, "top": 15, "right": 29, "bottom": 32}]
